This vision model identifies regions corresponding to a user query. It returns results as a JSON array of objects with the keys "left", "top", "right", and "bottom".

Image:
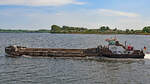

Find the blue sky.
[{"left": 0, "top": 0, "right": 150, "bottom": 30}]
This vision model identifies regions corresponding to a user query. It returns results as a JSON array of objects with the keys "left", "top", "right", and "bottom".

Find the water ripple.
[{"left": 0, "top": 33, "right": 150, "bottom": 84}]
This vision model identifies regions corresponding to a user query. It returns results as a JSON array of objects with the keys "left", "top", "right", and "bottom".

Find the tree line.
[
  {"left": 50, "top": 25, "right": 150, "bottom": 34},
  {"left": 0, "top": 29, "right": 50, "bottom": 33},
  {"left": 1, "top": 25, "right": 150, "bottom": 34}
]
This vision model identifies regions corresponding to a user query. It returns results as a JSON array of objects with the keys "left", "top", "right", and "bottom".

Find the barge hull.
[
  {"left": 102, "top": 54, "right": 144, "bottom": 58},
  {"left": 5, "top": 46, "right": 99, "bottom": 57},
  {"left": 5, "top": 45, "right": 145, "bottom": 58}
]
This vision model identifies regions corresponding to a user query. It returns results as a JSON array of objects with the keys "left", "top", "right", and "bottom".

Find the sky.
[{"left": 0, "top": 0, "right": 150, "bottom": 30}]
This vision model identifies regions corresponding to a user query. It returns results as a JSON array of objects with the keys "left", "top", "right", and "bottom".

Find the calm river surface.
[{"left": 0, "top": 33, "right": 150, "bottom": 84}]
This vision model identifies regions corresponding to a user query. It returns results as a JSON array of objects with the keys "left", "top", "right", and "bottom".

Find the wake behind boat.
[{"left": 5, "top": 38, "right": 145, "bottom": 58}]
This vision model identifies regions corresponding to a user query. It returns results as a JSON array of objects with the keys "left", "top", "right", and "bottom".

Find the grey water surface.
[{"left": 0, "top": 33, "right": 150, "bottom": 84}]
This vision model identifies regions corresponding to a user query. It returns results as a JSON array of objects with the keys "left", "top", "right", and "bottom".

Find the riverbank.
[
  {"left": 50, "top": 32, "right": 150, "bottom": 35},
  {"left": 50, "top": 25, "right": 150, "bottom": 35},
  {"left": 1, "top": 25, "right": 150, "bottom": 35},
  {"left": 0, "top": 29, "right": 50, "bottom": 33},
  {"left": 0, "top": 30, "right": 150, "bottom": 35}
]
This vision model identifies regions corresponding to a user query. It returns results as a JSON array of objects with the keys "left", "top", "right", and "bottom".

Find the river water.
[{"left": 0, "top": 33, "right": 150, "bottom": 84}]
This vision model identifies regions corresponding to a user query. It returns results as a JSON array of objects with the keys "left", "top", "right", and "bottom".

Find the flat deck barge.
[
  {"left": 5, "top": 45, "right": 145, "bottom": 58},
  {"left": 5, "top": 38, "right": 145, "bottom": 58},
  {"left": 5, "top": 46, "right": 100, "bottom": 57}
]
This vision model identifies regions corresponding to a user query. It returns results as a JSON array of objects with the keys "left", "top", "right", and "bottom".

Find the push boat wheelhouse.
[{"left": 98, "top": 38, "right": 145, "bottom": 58}]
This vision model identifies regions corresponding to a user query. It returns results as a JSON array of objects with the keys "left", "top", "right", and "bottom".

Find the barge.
[
  {"left": 5, "top": 46, "right": 99, "bottom": 57},
  {"left": 5, "top": 38, "right": 145, "bottom": 58}
]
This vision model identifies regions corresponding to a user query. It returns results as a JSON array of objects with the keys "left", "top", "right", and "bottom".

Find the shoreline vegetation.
[
  {"left": 1, "top": 25, "right": 150, "bottom": 35},
  {"left": 0, "top": 29, "right": 51, "bottom": 33}
]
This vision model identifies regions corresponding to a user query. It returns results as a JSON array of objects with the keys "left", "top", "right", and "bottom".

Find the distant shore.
[
  {"left": 0, "top": 30, "right": 150, "bottom": 35},
  {"left": 0, "top": 29, "right": 50, "bottom": 33},
  {"left": 50, "top": 32, "right": 150, "bottom": 35},
  {"left": 1, "top": 25, "right": 150, "bottom": 35}
]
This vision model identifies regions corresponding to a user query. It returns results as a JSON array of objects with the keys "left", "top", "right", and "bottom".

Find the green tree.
[
  {"left": 62, "top": 26, "right": 70, "bottom": 30},
  {"left": 130, "top": 29, "right": 135, "bottom": 33},
  {"left": 131, "top": 29, "right": 134, "bottom": 32},
  {"left": 113, "top": 28, "right": 117, "bottom": 31},
  {"left": 142, "top": 26, "right": 150, "bottom": 33},
  {"left": 125, "top": 29, "right": 130, "bottom": 33},
  {"left": 100, "top": 26, "right": 110, "bottom": 31},
  {"left": 51, "top": 25, "right": 61, "bottom": 32}
]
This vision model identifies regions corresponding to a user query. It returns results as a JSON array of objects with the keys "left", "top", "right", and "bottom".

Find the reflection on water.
[{"left": 0, "top": 33, "right": 150, "bottom": 84}]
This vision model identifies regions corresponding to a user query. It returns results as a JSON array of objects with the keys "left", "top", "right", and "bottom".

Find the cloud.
[
  {"left": 0, "top": 0, "right": 85, "bottom": 6},
  {"left": 0, "top": 8, "right": 149, "bottom": 30},
  {"left": 98, "top": 9, "right": 140, "bottom": 18}
]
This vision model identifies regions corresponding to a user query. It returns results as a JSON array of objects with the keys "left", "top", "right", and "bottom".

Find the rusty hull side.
[{"left": 5, "top": 46, "right": 100, "bottom": 57}]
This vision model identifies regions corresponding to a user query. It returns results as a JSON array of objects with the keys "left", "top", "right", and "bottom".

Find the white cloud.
[
  {"left": 0, "top": 8, "right": 149, "bottom": 30},
  {"left": 0, "top": 0, "right": 85, "bottom": 6},
  {"left": 98, "top": 9, "right": 140, "bottom": 18}
]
